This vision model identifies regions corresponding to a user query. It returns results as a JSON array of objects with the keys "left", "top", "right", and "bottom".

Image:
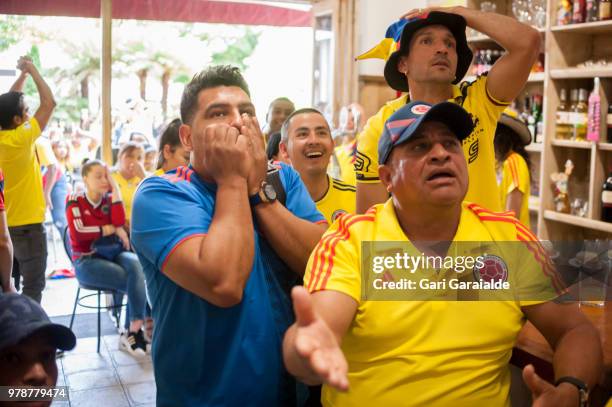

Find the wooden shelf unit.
[{"left": 461, "top": 0, "right": 612, "bottom": 240}]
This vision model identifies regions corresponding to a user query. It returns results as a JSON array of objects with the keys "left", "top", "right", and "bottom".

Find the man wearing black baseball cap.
[
  {"left": 284, "top": 101, "right": 601, "bottom": 406},
  {"left": 0, "top": 293, "right": 75, "bottom": 400},
  {"left": 355, "top": 6, "right": 541, "bottom": 215}
]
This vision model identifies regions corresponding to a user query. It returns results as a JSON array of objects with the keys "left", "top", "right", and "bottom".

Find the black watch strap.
[{"left": 555, "top": 376, "right": 588, "bottom": 407}]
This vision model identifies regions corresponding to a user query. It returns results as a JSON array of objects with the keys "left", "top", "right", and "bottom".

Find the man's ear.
[
  {"left": 178, "top": 124, "right": 193, "bottom": 152},
  {"left": 397, "top": 55, "right": 409, "bottom": 76},
  {"left": 278, "top": 140, "right": 291, "bottom": 164},
  {"left": 378, "top": 164, "right": 393, "bottom": 193},
  {"left": 12, "top": 115, "right": 23, "bottom": 127}
]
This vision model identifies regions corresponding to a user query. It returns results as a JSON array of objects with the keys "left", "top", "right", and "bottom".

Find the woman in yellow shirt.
[
  {"left": 111, "top": 142, "right": 145, "bottom": 229},
  {"left": 495, "top": 113, "right": 532, "bottom": 228}
]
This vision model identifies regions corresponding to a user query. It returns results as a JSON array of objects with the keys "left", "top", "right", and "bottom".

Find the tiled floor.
[
  {"left": 39, "top": 228, "right": 157, "bottom": 406},
  {"left": 53, "top": 334, "right": 156, "bottom": 406}
]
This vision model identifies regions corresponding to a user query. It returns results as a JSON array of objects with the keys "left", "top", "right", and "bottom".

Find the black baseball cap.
[
  {"left": 378, "top": 101, "right": 474, "bottom": 165},
  {"left": 384, "top": 12, "right": 473, "bottom": 92},
  {"left": 0, "top": 293, "right": 76, "bottom": 352}
]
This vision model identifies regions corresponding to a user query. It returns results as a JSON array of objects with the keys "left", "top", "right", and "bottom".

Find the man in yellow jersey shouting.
[
  {"left": 355, "top": 7, "right": 541, "bottom": 213},
  {"left": 283, "top": 101, "right": 601, "bottom": 407}
]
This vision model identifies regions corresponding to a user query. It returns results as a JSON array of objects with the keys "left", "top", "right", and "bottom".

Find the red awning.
[{"left": 0, "top": 0, "right": 312, "bottom": 27}]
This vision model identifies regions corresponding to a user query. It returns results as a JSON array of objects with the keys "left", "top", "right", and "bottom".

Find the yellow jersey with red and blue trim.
[
  {"left": 499, "top": 152, "right": 530, "bottom": 228},
  {"left": 315, "top": 176, "right": 356, "bottom": 225},
  {"left": 334, "top": 141, "right": 357, "bottom": 186},
  {"left": 304, "top": 200, "right": 561, "bottom": 407},
  {"left": 0, "top": 118, "right": 45, "bottom": 226},
  {"left": 354, "top": 74, "right": 508, "bottom": 211}
]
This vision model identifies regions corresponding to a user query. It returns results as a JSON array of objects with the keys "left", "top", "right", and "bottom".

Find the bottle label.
[
  {"left": 603, "top": 190, "right": 612, "bottom": 204},
  {"left": 556, "top": 111, "right": 568, "bottom": 124},
  {"left": 608, "top": 113, "right": 612, "bottom": 125}
]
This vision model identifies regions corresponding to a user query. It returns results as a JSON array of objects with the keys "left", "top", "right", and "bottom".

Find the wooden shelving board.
[
  {"left": 543, "top": 210, "right": 612, "bottom": 233},
  {"left": 550, "top": 67, "right": 612, "bottom": 79},
  {"left": 550, "top": 20, "right": 612, "bottom": 35}
]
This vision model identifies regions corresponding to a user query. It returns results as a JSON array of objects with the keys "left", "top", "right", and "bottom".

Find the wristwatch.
[
  {"left": 555, "top": 376, "right": 589, "bottom": 407},
  {"left": 249, "top": 181, "right": 277, "bottom": 207}
]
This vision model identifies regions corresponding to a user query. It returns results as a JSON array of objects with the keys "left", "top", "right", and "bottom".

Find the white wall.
[{"left": 357, "top": 0, "right": 427, "bottom": 77}]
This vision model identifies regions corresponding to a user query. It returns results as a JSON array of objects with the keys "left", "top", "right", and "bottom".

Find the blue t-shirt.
[{"left": 131, "top": 164, "right": 325, "bottom": 407}]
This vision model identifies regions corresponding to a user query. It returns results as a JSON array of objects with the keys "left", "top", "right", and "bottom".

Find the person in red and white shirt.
[
  {"left": 65, "top": 159, "right": 148, "bottom": 356},
  {"left": 0, "top": 169, "right": 15, "bottom": 293}
]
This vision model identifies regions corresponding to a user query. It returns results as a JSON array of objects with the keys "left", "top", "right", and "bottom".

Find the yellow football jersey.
[
  {"left": 355, "top": 75, "right": 508, "bottom": 211},
  {"left": 499, "top": 152, "right": 530, "bottom": 228},
  {"left": 304, "top": 200, "right": 561, "bottom": 407},
  {"left": 0, "top": 118, "right": 46, "bottom": 226},
  {"left": 111, "top": 171, "right": 142, "bottom": 222},
  {"left": 315, "top": 176, "right": 356, "bottom": 224},
  {"left": 334, "top": 141, "right": 356, "bottom": 186}
]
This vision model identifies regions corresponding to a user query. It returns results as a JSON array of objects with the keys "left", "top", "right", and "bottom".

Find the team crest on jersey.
[
  {"left": 473, "top": 254, "right": 508, "bottom": 284},
  {"left": 101, "top": 204, "right": 110, "bottom": 214},
  {"left": 411, "top": 104, "right": 430, "bottom": 115},
  {"left": 331, "top": 209, "right": 347, "bottom": 222}
]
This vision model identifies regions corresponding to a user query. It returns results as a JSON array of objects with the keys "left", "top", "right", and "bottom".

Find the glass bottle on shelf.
[
  {"left": 587, "top": 77, "right": 601, "bottom": 142},
  {"left": 572, "top": 0, "right": 586, "bottom": 22},
  {"left": 600, "top": 0, "right": 611, "bottom": 19},
  {"left": 556, "top": 89, "right": 571, "bottom": 140},
  {"left": 572, "top": 89, "right": 588, "bottom": 141},
  {"left": 602, "top": 169, "right": 612, "bottom": 222},
  {"left": 528, "top": 94, "right": 542, "bottom": 141},
  {"left": 586, "top": 0, "right": 599, "bottom": 21}
]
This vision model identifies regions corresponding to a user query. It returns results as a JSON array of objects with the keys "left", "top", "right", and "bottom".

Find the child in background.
[
  {"left": 154, "top": 119, "right": 190, "bottom": 176},
  {"left": 111, "top": 142, "right": 145, "bottom": 230},
  {"left": 495, "top": 112, "right": 532, "bottom": 228}
]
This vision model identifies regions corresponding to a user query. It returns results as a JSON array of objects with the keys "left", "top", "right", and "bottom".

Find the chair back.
[{"left": 62, "top": 226, "right": 74, "bottom": 265}]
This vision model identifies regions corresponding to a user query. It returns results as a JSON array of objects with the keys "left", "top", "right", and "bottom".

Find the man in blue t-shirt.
[{"left": 131, "top": 65, "right": 327, "bottom": 407}]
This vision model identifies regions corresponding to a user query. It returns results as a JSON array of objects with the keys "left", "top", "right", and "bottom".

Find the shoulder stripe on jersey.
[
  {"left": 308, "top": 215, "right": 350, "bottom": 292},
  {"left": 474, "top": 214, "right": 565, "bottom": 293},
  {"left": 308, "top": 214, "right": 375, "bottom": 292},
  {"left": 318, "top": 215, "right": 375, "bottom": 291},
  {"left": 468, "top": 203, "right": 515, "bottom": 217},
  {"left": 508, "top": 155, "right": 520, "bottom": 188}
]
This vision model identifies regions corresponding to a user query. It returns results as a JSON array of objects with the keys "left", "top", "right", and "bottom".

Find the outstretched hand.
[
  {"left": 522, "top": 365, "right": 579, "bottom": 407},
  {"left": 291, "top": 286, "right": 349, "bottom": 391}
]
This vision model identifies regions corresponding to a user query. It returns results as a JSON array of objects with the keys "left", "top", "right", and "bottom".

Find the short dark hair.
[
  {"left": 0, "top": 91, "right": 24, "bottom": 129},
  {"left": 180, "top": 65, "right": 250, "bottom": 125},
  {"left": 157, "top": 118, "right": 182, "bottom": 169},
  {"left": 280, "top": 108, "right": 328, "bottom": 143},
  {"left": 81, "top": 159, "right": 105, "bottom": 178},
  {"left": 266, "top": 132, "right": 282, "bottom": 161}
]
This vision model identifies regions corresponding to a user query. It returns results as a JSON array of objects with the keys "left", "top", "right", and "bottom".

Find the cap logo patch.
[{"left": 411, "top": 105, "right": 430, "bottom": 115}]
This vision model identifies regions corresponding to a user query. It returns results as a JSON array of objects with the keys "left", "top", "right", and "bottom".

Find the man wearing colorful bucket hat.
[
  {"left": 354, "top": 7, "right": 541, "bottom": 214},
  {"left": 283, "top": 101, "right": 601, "bottom": 407}
]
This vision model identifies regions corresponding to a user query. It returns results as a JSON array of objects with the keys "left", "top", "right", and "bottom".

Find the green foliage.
[
  {"left": 0, "top": 15, "right": 26, "bottom": 52},
  {"left": 211, "top": 28, "right": 260, "bottom": 70},
  {"left": 52, "top": 97, "right": 89, "bottom": 123}
]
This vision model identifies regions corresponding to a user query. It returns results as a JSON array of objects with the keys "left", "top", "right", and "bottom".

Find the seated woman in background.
[
  {"left": 66, "top": 160, "right": 148, "bottom": 356},
  {"left": 495, "top": 112, "right": 532, "bottom": 228},
  {"left": 111, "top": 142, "right": 145, "bottom": 229},
  {"left": 153, "top": 118, "right": 190, "bottom": 176}
]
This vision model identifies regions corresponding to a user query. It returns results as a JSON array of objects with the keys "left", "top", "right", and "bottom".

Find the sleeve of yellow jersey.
[
  {"left": 512, "top": 222, "right": 566, "bottom": 306},
  {"left": 303, "top": 215, "right": 361, "bottom": 302},
  {"left": 18, "top": 118, "right": 42, "bottom": 147},
  {"left": 503, "top": 154, "right": 530, "bottom": 195},
  {"left": 461, "top": 74, "right": 510, "bottom": 142},
  {"left": 35, "top": 138, "right": 58, "bottom": 167},
  {"left": 354, "top": 96, "right": 406, "bottom": 183}
]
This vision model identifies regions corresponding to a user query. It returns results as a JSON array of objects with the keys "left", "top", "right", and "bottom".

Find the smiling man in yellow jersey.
[
  {"left": 280, "top": 108, "right": 355, "bottom": 224},
  {"left": 283, "top": 101, "right": 602, "bottom": 407},
  {"left": 355, "top": 7, "right": 541, "bottom": 214},
  {"left": 0, "top": 56, "right": 56, "bottom": 303}
]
